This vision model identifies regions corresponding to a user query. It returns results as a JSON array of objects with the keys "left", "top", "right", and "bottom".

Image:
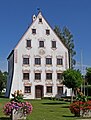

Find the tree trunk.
[{"left": 71, "top": 89, "right": 74, "bottom": 103}]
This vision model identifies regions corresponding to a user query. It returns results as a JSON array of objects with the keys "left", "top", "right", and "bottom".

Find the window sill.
[
  {"left": 46, "top": 93, "right": 53, "bottom": 95},
  {"left": 34, "top": 80, "right": 41, "bottom": 82},
  {"left": 34, "top": 64, "right": 41, "bottom": 67},
  {"left": 56, "top": 83, "right": 63, "bottom": 86},
  {"left": 24, "top": 93, "right": 31, "bottom": 95},
  {"left": 56, "top": 65, "right": 63, "bottom": 67},
  {"left": 23, "top": 79, "right": 29, "bottom": 82},
  {"left": 22, "top": 64, "right": 30, "bottom": 67},
  {"left": 38, "top": 47, "right": 45, "bottom": 49},
  {"left": 56, "top": 79, "right": 63, "bottom": 83},
  {"left": 32, "top": 33, "right": 36, "bottom": 35},
  {"left": 45, "top": 64, "right": 52, "bottom": 67},
  {"left": 26, "top": 47, "right": 32, "bottom": 50},
  {"left": 45, "top": 79, "right": 52, "bottom": 81},
  {"left": 51, "top": 47, "right": 57, "bottom": 50},
  {"left": 46, "top": 33, "right": 50, "bottom": 36},
  {"left": 38, "top": 22, "right": 43, "bottom": 24}
]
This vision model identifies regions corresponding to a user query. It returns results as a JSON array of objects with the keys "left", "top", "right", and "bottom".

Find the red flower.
[{"left": 69, "top": 101, "right": 91, "bottom": 116}]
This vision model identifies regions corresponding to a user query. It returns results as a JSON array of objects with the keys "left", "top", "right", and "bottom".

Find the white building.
[{"left": 5, "top": 12, "right": 71, "bottom": 99}]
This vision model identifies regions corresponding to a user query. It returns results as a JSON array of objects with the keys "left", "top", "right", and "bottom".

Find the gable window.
[
  {"left": 57, "top": 86, "right": 63, "bottom": 95},
  {"left": 35, "top": 73, "right": 41, "bottom": 80},
  {"left": 32, "top": 29, "right": 36, "bottom": 34},
  {"left": 24, "top": 86, "right": 31, "bottom": 93},
  {"left": 46, "top": 86, "right": 52, "bottom": 93},
  {"left": 46, "top": 58, "right": 52, "bottom": 65},
  {"left": 52, "top": 41, "right": 56, "bottom": 48},
  {"left": 57, "top": 58, "right": 63, "bottom": 65},
  {"left": 57, "top": 73, "right": 63, "bottom": 80},
  {"left": 39, "top": 18, "right": 42, "bottom": 23},
  {"left": 26, "top": 40, "right": 31, "bottom": 47},
  {"left": 23, "top": 73, "right": 29, "bottom": 80},
  {"left": 23, "top": 58, "right": 29, "bottom": 65},
  {"left": 39, "top": 41, "right": 44, "bottom": 47},
  {"left": 35, "top": 58, "right": 41, "bottom": 65},
  {"left": 46, "top": 73, "right": 52, "bottom": 80},
  {"left": 46, "top": 29, "right": 50, "bottom": 35}
]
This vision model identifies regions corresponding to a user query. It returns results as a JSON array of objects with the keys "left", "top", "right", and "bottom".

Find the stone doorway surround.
[{"left": 35, "top": 85, "right": 44, "bottom": 98}]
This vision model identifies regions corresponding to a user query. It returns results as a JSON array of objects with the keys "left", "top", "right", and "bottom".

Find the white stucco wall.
[{"left": 7, "top": 12, "right": 71, "bottom": 99}]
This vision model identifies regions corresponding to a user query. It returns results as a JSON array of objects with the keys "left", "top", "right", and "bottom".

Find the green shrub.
[{"left": 59, "top": 98, "right": 64, "bottom": 101}]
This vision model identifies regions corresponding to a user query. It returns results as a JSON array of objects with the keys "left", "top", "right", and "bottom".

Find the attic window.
[
  {"left": 39, "top": 41, "right": 44, "bottom": 47},
  {"left": 39, "top": 18, "right": 42, "bottom": 23},
  {"left": 32, "top": 29, "right": 36, "bottom": 34},
  {"left": 46, "top": 29, "right": 50, "bottom": 35},
  {"left": 52, "top": 41, "right": 56, "bottom": 48},
  {"left": 26, "top": 40, "right": 31, "bottom": 47}
]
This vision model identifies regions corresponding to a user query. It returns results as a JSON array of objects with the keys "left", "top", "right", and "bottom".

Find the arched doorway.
[{"left": 35, "top": 85, "right": 43, "bottom": 98}]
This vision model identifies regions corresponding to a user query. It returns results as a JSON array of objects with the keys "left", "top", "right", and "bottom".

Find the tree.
[
  {"left": 0, "top": 70, "right": 8, "bottom": 94},
  {"left": 62, "top": 69, "right": 83, "bottom": 102},
  {"left": 3, "top": 71, "right": 8, "bottom": 88},
  {"left": 85, "top": 67, "right": 91, "bottom": 85},
  {"left": 54, "top": 26, "right": 76, "bottom": 69}
]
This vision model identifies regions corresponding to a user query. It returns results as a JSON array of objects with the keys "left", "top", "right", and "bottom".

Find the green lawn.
[{"left": 0, "top": 98, "right": 76, "bottom": 120}]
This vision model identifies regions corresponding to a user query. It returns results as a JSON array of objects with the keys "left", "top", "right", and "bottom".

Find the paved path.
[{"left": 77, "top": 119, "right": 91, "bottom": 120}]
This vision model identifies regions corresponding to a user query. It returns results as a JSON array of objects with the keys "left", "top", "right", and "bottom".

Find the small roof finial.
[{"left": 37, "top": 8, "right": 41, "bottom": 13}]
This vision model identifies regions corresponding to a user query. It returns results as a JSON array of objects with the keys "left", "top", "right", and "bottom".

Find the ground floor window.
[
  {"left": 24, "top": 86, "right": 31, "bottom": 93},
  {"left": 46, "top": 86, "right": 52, "bottom": 93},
  {"left": 57, "top": 86, "right": 63, "bottom": 95}
]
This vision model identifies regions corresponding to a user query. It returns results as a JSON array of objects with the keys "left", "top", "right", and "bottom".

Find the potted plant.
[
  {"left": 69, "top": 89, "right": 91, "bottom": 117},
  {"left": 3, "top": 90, "right": 33, "bottom": 119}
]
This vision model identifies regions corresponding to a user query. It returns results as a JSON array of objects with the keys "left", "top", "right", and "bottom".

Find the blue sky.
[{"left": 0, "top": 0, "right": 91, "bottom": 71}]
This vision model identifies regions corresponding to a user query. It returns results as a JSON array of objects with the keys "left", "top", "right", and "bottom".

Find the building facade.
[{"left": 5, "top": 12, "right": 71, "bottom": 99}]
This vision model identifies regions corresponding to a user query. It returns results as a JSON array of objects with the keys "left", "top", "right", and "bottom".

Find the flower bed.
[
  {"left": 69, "top": 101, "right": 91, "bottom": 117},
  {"left": 69, "top": 89, "right": 91, "bottom": 117},
  {"left": 3, "top": 90, "right": 33, "bottom": 119},
  {"left": 3, "top": 101, "right": 32, "bottom": 116}
]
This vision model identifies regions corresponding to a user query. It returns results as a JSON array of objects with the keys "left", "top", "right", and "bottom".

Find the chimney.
[{"left": 32, "top": 15, "right": 36, "bottom": 22}]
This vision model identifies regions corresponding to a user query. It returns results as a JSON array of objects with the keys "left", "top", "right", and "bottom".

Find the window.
[
  {"left": 52, "top": 41, "right": 56, "bottom": 48},
  {"left": 23, "top": 73, "right": 29, "bottom": 80},
  {"left": 32, "top": 29, "right": 36, "bottom": 34},
  {"left": 46, "top": 73, "right": 52, "bottom": 80},
  {"left": 57, "top": 73, "right": 63, "bottom": 79},
  {"left": 26, "top": 40, "right": 31, "bottom": 47},
  {"left": 39, "top": 41, "right": 44, "bottom": 47},
  {"left": 46, "top": 29, "right": 50, "bottom": 35},
  {"left": 23, "top": 58, "right": 29, "bottom": 65},
  {"left": 35, "top": 58, "right": 41, "bottom": 65},
  {"left": 24, "top": 86, "right": 31, "bottom": 93},
  {"left": 57, "top": 58, "right": 63, "bottom": 65},
  {"left": 46, "top": 86, "right": 52, "bottom": 93},
  {"left": 46, "top": 58, "right": 52, "bottom": 65},
  {"left": 35, "top": 73, "right": 41, "bottom": 80},
  {"left": 57, "top": 86, "right": 63, "bottom": 95},
  {"left": 39, "top": 18, "right": 42, "bottom": 23}
]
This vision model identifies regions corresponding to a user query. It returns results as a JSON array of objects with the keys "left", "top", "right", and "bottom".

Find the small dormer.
[{"left": 32, "top": 14, "right": 36, "bottom": 22}]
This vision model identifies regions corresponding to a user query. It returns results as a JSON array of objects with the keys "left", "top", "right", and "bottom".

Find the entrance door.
[{"left": 35, "top": 85, "right": 43, "bottom": 98}]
